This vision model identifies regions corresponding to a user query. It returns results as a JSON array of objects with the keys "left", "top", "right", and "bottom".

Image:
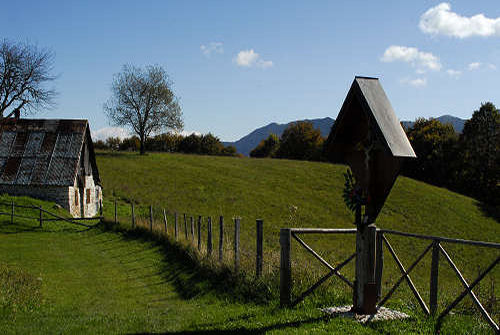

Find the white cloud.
[
  {"left": 446, "top": 69, "right": 462, "bottom": 78},
  {"left": 234, "top": 49, "right": 273, "bottom": 68},
  {"left": 468, "top": 62, "right": 481, "bottom": 70},
  {"left": 200, "top": 42, "right": 223, "bottom": 57},
  {"left": 419, "top": 3, "right": 500, "bottom": 38},
  {"left": 401, "top": 77, "right": 427, "bottom": 88},
  {"left": 488, "top": 63, "right": 497, "bottom": 70},
  {"left": 381, "top": 45, "right": 441, "bottom": 72},
  {"left": 92, "top": 127, "right": 130, "bottom": 141}
]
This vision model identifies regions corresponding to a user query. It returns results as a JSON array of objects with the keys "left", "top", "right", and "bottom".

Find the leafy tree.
[
  {"left": 120, "top": 136, "right": 141, "bottom": 151},
  {"left": 104, "top": 64, "right": 183, "bottom": 155},
  {"left": 460, "top": 102, "right": 499, "bottom": 203},
  {"left": 276, "top": 121, "right": 324, "bottom": 160},
  {"left": 105, "top": 137, "right": 122, "bottom": 151},
  {"left": 200, "top": 133, "right": 223, "bottom": 155},
  {"left": 178, "top": 133, "right": 202, "bottom": 154},
  {"left": 221, "top": 145, "right": 237, "bottom": 156},
  {"left": 250, "top": 133, "right": 280, "bottom": 158},
  {"left": 402, "top": 118, "right": 459, "bottom": 186},
  {"left": 0, "top": 40, "right": 57, "bottom": 118}
]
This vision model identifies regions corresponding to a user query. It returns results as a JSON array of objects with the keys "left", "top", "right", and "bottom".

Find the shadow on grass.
[
  {"left": 130, "top": 315, "right": 332, "bottom": 335},
  {"left": 0, "top": 221, "right": 90, "bottom": 234},
  {"left": 98, "top": 220, "right": 274, "bottom": 304},
  {"left": 477, "top": 201, "right": 500, "bottom": 223}
]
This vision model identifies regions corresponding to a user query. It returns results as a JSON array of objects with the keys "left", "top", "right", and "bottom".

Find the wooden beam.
[{"left": 382, "top": 235, "right": 430, "bottom": 315}]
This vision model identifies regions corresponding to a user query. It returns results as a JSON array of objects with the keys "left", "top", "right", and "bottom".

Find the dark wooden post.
[
  {"left": 190, "top": 216, "right": 194, "bottom": 243},
  {"left": 174, "top": 212, "right": 178, "bottom": 240},
  {"left": 219, "top": 216, "right": 224, "bottom": 263},
  {"left": 430, "top": 240, "right": 440, "bottom": 315},
  {"left": 114, "top": 200, "right": 117, "bottom": 224},
  {"left": 149, "top": 205, "right": 153, "bottom": 232},
  {"left": 184, "top": 213, "right": 188, "bottom": 240},
  {"left": 131, "top": 203, "right": 135, "bottom": 228},
  {"left": 197, "top": 216, "right": 202, "bottom": 251},
  {"left": 39, "top": 206, "right": 43, "bottom": 228},
  {"left": 256, "top": 219, "right": 263, "bottom": 278},
  {"left": 280, "top": 228, "right": 292, "bottom": 307},
  {"left": 163, "top": 209, "right": 167, "bottom": 233},
  {"left": 375, "top": 230, "right": 384, "bottom": 301},
  {"left": 354, "top": 224, "right": 377, "bottom": 314},
  {"left": 234, "top": 217, "right": 240, "bottom": 272},
  {"left": 207, "top": 217, "right": 213, "bottom": 256}
]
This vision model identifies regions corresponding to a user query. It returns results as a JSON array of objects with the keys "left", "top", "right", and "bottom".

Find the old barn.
[{"left": 0, "top": 119, "right": 102, "bottom": 217}]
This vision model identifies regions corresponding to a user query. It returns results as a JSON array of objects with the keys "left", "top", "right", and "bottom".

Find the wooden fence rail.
[
  {"left": 279, "top": 227, "right": 499, "bottom": 333},
  {"left": 116, "top": 203, "right": 265, "bottom": 278},
  {"left": 1, "top": 200, "right": 102, "bottom": 228}
]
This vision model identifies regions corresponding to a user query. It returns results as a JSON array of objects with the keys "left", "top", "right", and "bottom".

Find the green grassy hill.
[
  {"left": 97, "top": 151, "right": 498, "bottom": 322},
  {"left": 0, "top": 151, "right": 497, "bottom": 334}
]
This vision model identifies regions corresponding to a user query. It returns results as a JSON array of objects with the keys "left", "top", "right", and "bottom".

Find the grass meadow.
[{"left": 0, "top": 151, "right": 497, "bottom": 333}]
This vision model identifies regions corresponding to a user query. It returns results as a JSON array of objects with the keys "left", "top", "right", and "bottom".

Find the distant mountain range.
[{"left": 224, "top": 115, "right": 466, "bottom": 156}]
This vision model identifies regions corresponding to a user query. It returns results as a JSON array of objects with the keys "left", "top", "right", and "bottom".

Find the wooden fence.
[
  {"left": 280, "top": 227, "right": 500, "bottom": 333},
  {"left": 114, "top": 200, "right": 265, "bottom": 278},
  {"left": 0, "top": 200, "right": 102, "bottom": 228}
]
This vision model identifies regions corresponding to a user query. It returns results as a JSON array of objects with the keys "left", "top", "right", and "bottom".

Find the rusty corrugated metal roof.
[{"left": 0, "top": 119, "right": 89, "bottom": 186}]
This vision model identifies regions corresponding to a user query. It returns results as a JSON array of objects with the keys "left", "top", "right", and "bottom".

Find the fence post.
[
  {"left": 114, "top": 200, "right": 117, "bottom": 224},
  {"left": 39, "top": 206, "right": 43, "bottom": 228},
  {"left": 256, "top": 219, "right": 263, "bottom": 278},
  {"left": 190, "top": 216, "right": 194, "bottom": 243},
  {"left": 174, "top": 212, "right": 178, "bottom": 240},
  {"left": 184, "top": 214, "right": 188, "bottom": 240},
  {"left": 375, "top": 230, "right": 384, "bottom": 301},
  {"left": 207, "top": 217, "right": 213, "bottom": 256},
  {"left": 163, "top": 209, "right": 167, "bottom": 233},
  {"left": 430, "top": 240, "right": 440, "bottom": 315},
  {"left": 197, "top": 216, "right": 202, "bottom": 251},
  {"left": 234, "top": 218, "right": 240, "bottom": 272},
  {"left": 149, "top": 205, "right": 153, "bottom": 232},
  {"left": 11, "top": 201, "right": 14, "bottom": 224},
  {"left": 280, "top": 228, "right": 292, "bottom": 307},
  {"left": 131, "top": 203, "right": 135, "bottom": 228},
  {"left": 219, "top": 216, "right": 224, "bottom": 263}
]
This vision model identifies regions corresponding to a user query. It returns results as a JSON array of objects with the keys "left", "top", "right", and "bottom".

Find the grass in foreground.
[
  {"left": 96, "top": 151, "right": 499, "bottom": 317},
  {"left": 0, "top": 195, "right": 493, "bottom": 334}
]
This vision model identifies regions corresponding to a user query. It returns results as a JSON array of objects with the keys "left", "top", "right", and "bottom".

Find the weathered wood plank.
[
  {"left": 280, "top": 228, "right": 292, "bottom": 307},
  {"left": 207, "top": 217, "right": 213, "bottom": 256},
  {"left": 382, "top": 235, "right": 430, "bottom": 315},
  {"left": 438, "top": 244, "right": 499, "bottom": 331},
  {"left": 429, "top": 241, "right": 440, "bottom": 315},
  {"left": 219, "top": 216, "right": 224, "bottom": 263},
  {"left": 234, "top": 218, "right": 240, "bottom": 272},
  {"left": 256, "top": 219, "right": 263, "bottom": 278}
]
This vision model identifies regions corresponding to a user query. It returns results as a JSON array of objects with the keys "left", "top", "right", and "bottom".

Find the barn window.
[
  {"left": 74, "top": 190, "right": 78, "bottom": 206},
  {"left": 86, "top": 188, "right": 91, "bottom": 204}
]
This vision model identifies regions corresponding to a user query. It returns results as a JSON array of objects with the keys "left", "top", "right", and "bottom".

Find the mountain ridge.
[{"left": 224, "top": 115, "right": 466, "bottom": 156}]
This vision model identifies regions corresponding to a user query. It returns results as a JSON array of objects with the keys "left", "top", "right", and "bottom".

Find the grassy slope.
[
  {"left": 0, "top": 194, "right": 490, "bottom": 334},
  {"left": 96, "top": 151, "right": 499, "bottom": 324}
]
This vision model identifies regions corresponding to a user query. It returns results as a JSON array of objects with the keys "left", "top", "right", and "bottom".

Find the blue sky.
[{"left": 2, "top": 1, "right": 500, "bottom": 141}]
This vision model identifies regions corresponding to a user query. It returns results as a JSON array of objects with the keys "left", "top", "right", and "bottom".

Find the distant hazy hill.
[
  {"left": 401, "top": 115, "right": 466, "bottom": 133},
  {"left": 225, "top": 115, "right": 466, "bottom": 156},
  {"left": 223, "top": 117, "right": 335, "bottom": 156}
]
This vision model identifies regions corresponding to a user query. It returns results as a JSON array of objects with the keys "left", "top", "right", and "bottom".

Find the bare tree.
[
  {"left": 0, "top": 40, "right": 57, "bottom": 118},
  {"left": 104, "top": 64, "right": 183, "bottom": 155}
]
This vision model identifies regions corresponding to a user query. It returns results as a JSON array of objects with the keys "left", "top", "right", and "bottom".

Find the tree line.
[
  {"left": 94, "top": 132, "right": 239, "bottom": 157},
  {"left": 250, "top": 103, "right": 499, "bottom": 206}
]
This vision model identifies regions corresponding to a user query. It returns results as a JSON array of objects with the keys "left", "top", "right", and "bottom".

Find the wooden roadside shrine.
[{"left": 328, "top": 76, "right": 416, "bottom": 314}]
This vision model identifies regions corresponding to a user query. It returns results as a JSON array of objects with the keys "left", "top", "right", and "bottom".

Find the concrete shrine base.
[{"left": 321, "top": 305, "right": 410, "bottom": 323}]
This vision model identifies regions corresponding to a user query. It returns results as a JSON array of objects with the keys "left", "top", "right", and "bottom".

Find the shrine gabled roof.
[
  {"left": 0, "top": 119, "right": 98, "bottom": 186},
  {"left": 335, "top": 76, "right": 416, "bottom": 158}
]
